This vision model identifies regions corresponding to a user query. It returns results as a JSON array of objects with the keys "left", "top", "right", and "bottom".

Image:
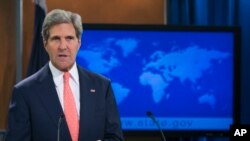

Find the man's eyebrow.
[
  {"left": 49, "top": 35, "right": 60, "bottom": 40},
  {"left": 65, "top": 35, "right": 75, "bottom": 38}
]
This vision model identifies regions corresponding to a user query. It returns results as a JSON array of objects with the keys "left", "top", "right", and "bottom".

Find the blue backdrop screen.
[{"left": 76, "top": 24, "right": 240, "bottom": 136}]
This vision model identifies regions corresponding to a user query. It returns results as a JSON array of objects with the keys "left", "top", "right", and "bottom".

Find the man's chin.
[{"left": 54, "top": 63, "right": 73, "bottom": 72}]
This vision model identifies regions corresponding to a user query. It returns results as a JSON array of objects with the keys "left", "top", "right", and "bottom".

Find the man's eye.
[{"left": 66, "top": 36, "right": 74, "bottom": 41}]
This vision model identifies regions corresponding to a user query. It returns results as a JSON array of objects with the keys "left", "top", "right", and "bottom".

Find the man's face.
[{"left": 44, "top": 23, "right": 81, "bottom": 71}]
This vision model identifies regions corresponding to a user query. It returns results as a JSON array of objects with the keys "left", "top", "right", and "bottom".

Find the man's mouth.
[{"left": 58, "top": 54, "right": 67, "bottom": 57}]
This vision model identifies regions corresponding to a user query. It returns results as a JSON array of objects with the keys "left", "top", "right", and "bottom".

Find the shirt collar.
[{"left": 49, "top": 61, "right": 79, "bottom": 86}]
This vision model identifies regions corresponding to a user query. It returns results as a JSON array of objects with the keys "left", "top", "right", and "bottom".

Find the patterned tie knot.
[{"left": 63, "top": 72, "right": 70, "bottom": 83}]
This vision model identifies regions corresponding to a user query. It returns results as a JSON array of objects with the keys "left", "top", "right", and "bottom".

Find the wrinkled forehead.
[{"left": 48, "top": 23, "right": 78, "bottom": 38}]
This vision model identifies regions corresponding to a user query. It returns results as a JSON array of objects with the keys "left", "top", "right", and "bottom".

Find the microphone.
[
  {"left": 57, "top": 114, "right": 64, "bottom": 141},
  {"left": 146, "top": 111, "right": 166, "bottom": 141}
]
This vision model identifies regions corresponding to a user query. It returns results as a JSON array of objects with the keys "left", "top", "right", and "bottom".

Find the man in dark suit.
[{"left": 5, "top": 9, "right": 124, "bottom": 141}]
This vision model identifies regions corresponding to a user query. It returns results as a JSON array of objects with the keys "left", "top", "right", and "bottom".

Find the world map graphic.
[{"left": 76, "top": 30, "right": 233, "bottom": 117}]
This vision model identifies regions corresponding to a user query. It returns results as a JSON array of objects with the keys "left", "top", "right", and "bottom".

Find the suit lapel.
[
  {"left": 36, "top": 64, "right": 71, "bottom": 141},
  {"left": 78, "top": 66, "right": 94, "bottom": 140},
  {"left": 31, "top": 64, "right": 78, "bottom": 141},
  {"left": 36, "top": 64, "right": 64, "bottom": 126}
]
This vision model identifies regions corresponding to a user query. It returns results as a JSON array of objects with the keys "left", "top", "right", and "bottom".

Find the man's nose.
[{"left": 59, "top": 39, "right": 68, "bottom": 50}]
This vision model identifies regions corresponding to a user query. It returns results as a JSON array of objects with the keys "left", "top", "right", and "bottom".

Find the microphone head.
[
  {"left": 146, "top": 111, "right": 153, "bottom": 117},
  {"left": 60, "top": 114, "right": 65, "bottom": 119}
]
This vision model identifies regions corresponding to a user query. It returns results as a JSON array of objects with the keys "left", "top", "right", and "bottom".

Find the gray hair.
[{"left": 42, "top": 9, "right": 83, "bottom": 42}]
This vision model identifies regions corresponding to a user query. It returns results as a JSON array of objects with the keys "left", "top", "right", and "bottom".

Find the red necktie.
[{"left": 63, "top": 72, "right": 79, "bottom": 141}]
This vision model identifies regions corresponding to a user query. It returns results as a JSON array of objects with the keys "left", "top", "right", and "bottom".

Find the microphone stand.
[
  {"left": 57, "top": 114, "right": 64, "bottom": 141},
  {"left": 146, "top": 111, "right": 166, "bottom": 141}
]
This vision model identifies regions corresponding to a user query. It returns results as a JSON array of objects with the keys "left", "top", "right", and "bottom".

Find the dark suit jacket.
[{"left": 6, "top": 63, "right": 124, "bottom": 141}]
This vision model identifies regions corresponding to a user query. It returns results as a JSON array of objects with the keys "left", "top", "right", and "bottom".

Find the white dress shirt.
[{"left": 49, "top": 61, "right": 80, "bottom": 118}]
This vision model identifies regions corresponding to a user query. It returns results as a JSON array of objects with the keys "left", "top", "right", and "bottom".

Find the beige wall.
[
  {"left": 1, "top": 1, "right": 165, "bottom": 140},
  {"left": 0, "top": 0, "right": 17, "bottom": 130}
]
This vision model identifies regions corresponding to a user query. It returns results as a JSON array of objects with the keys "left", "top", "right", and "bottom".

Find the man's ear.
[
  {"left": 43, "top": 40, "right": 48, "bottom": 51},
  {"left": 78, "top": 39, "right": 81, "bottom": 49}
]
